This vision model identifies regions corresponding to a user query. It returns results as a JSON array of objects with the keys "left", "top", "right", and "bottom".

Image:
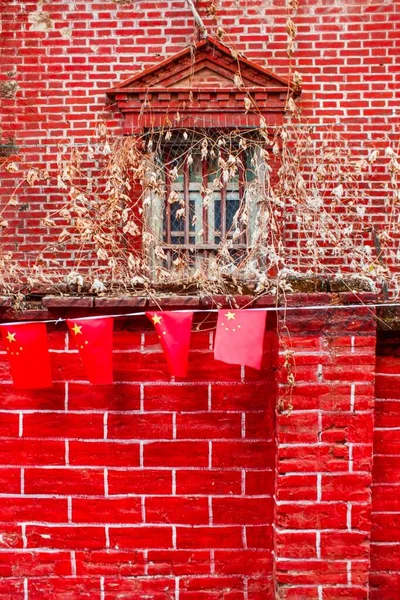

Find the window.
[{"left": 145, "top": 130, "right": 261, "bottom": 273}]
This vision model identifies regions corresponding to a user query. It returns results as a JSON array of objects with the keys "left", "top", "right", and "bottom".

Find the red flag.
[
  {"left": 0, "top": 322, "right": 52, "bottom": 389},
  {"left": 214, "top": 309, "right": 267, "bottom": 370},
  {"left": 146, "top": 311, "right": 193, "bottom": 377},
  {"left": 67, "top": 317, "right": 113, "bottom": 385}
]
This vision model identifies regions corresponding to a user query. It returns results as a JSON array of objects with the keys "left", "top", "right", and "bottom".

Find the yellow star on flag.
[
  {"left": 6, "top": 332, "right": 16, "bottom": 343},
  {"left": 225, "top": 312, "right": 236, "bottom": 321},
  {"left": 152, "top": 315, "right": 162, "bottom": 325},
  {"left": 72, "top": 323, "right": 82, "bottom": 335}
]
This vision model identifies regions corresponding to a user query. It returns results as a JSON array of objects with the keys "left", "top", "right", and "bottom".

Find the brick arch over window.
[{"left": 106, "top": 37, "right": 296, "bottom": 132}]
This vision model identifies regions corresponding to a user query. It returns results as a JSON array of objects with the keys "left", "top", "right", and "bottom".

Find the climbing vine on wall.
[{"left": 1, "top": 117, "right": 399, "bottom": 298}]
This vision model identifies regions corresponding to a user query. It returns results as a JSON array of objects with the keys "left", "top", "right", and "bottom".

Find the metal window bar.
[
  {"left": 164, "top": 149, "right": 172, "bottom": 246},
  {"left": 238, "top": 156, "right": 247, "bottom": 246},
  {"left": 202, "top": 157, "right": 209, "bottom": 244},
  {"left": 183, "top": 159, "right": 190, "bottom": 245}
]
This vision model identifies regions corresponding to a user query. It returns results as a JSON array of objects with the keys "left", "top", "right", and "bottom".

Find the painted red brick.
[
  {"left": 103, "top": 577, "right": 174, "bottom": 599},
  {"left": 0, "top": 440, "right": 65, "bottom": 466},
  {"left": 176, "top": 526, "right": 244, "bottom": 550},
  {"left": 27, "top": 526, "right": 106, "bottom": 550},
  {"left": 0, "top": 579, "right": 24, "bottom": 599},
  {"left": 175, "top": 470, "right": 241, "bottom": 495},
  {"left": 146, "top": 496, "right": 209, "bottom": 525},
  {"left": 0, "top": 468, "right": 21, "bottom": 494},
  {"left": 72, "top": 497, "right": 142, "bottom": 524},
  {"left": 69, "top": 441, "right": 140, "bottom": 467},
  {"left": 147, "top": 550, "right": 210, "bottom": 575},
  {"left": 108, "top": 469, "right": 172, "bottom": 495},
  {"left": 109, "top": 526, "right": 173, "bottom": 550},
  {"left": 213, "top": 497, "right": 273, "bottom": 525},
  {"left": 213, "top": 441, "right": 274, "bottom": 468},
  {"left": 144, "top": 384, "right": 209, "bottom": 412},
  {"left": 24, "top": 467, "right": 104, "bottom": 496},
  {"left": 0, "top": 552, "right": 71, "bottom": 578},
  {"left": 0, "top": 498, "right": 68, "bottom": 524},
  {"left": 176, "top": 413, "right": 242, "bottom": 439},
  {"left": 179, "top": 576, "right": 243, "bottom": 600},
  {"left": 0, "top": 0, "right": 398, "bottom": 595},
  {"left": 75, "top": 550, "right": 144, "bottom": 576},
  {"left": 23, "top": 412, "right": 104, "bottom": 439},
  {"left": 68, "top": 383, "right": 141, "bottom": 410},
  {"left": 214, "top": 550, "right": 273, "bottom": 575},
  {"left": 28, "top": 578, "right": 101, "bottom": 600},
  {"left": 144, "top": 441, "right": 209, "bottom": 467},
  {"left": 107, "top": 413, "right": 173, "bottom": 439}
]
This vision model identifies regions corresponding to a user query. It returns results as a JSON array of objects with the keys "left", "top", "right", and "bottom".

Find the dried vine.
[{"left": 1, "top": 116, "right": 399, "bottom": 299}]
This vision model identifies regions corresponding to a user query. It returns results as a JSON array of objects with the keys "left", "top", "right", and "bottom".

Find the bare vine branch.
[{"left": 186, "top": 0, "right": 208, "bottom": 39}]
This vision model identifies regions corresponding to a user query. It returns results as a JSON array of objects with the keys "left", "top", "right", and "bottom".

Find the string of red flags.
[
  {"left": 0, "top": 298, "right": 388, "bottom": 389},
  {"left": 0, "top": 308, "right": 268, "bottom": 389},
  {"left": 66, "top": 317, "right": 114, "bottom": 385},
  {"left": 0, "top": 322, "right": 52, "bottom": 390}
]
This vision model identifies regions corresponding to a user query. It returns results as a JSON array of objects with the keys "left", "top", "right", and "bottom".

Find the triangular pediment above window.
[
  {"left": 107, "top": 37, "right": 299, "bottom": 133},
  {"left": 109, "top": 37, "right": 292, "bottom": 93}
]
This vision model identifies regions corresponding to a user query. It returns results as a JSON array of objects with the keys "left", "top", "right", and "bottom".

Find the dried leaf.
[{"left": 5, "top": 162, "right": 18, "bottom": 173}]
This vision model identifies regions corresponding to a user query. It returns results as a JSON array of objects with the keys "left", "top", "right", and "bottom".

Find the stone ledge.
[
  {"left": 148, "top": 296, "right": 200, "bottom": 308},
  {"left": 42, "top": 296, "right": 94, "bottom": 308},
  {"left": 94, "top": 297, "right": 147, "bottom": 309},
  {"left": 283, "top": 292, "right": 378, "bottom": 307},
  {"left": 0, "top": 297, "right": 12, "bottom": 308},
  {"left": 5, "top": 309, "right": 51, "bottom": 321}
]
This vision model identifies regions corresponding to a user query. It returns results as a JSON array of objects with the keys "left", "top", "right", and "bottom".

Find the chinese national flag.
[
  {"left": 66, "top": 317, "right": 113, "bottom": 385},
  {"left": 214, "top": 309, "right": 267, "bottom": 370},
  {"left": 0, "top": 322, "right": 52, "bottom": 389},
  {"left": 146, "top": 311, "right": 193, "bottom": 377}
]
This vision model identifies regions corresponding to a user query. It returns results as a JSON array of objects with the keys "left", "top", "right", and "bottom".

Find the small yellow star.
[
  {"left": 72, "top": 323, "right": 82, "bottom": 336},
  {"left": 152, "top": 315, "right": 162, "bottom": 325},
  {"left": 225, "top": 312, "right": 236, "bottom": 321},
  {"left": 6, "top": 332, "right": 16, "bottom": 343}
]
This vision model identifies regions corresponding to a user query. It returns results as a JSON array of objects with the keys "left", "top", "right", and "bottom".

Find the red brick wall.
[
  {"left": 370, "top": 333, "right": 400, "bottom": 600},
  {"left": 0, "top": 0, "right": 398, "bottom": 267},
  {"left": 275, "top": 301, "right": 377, "bottom": 599},
  {"left": 2, "top": 299, "right": 395, "bottom": 598},
  {"left": 0, "top": 314, "right": 277, "bottom": 599},
  {"left": 0, "top": 0, "right": 399, "bottom": 595}
]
